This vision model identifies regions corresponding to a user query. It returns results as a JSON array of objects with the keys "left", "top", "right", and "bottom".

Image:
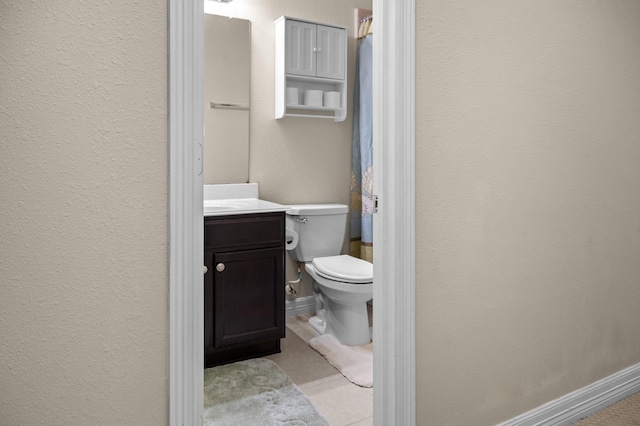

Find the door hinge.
[{"left": 373, "top": 195, "right": 379, "bottom": 214}]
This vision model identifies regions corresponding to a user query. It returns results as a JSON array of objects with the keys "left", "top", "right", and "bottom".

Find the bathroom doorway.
[{"left": 168, "top": 0, "right": 416, "bottom": 424}]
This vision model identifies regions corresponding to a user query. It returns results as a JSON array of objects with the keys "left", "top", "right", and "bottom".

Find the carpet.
[
  {"left": 203, "top": 358, "right": 330, "bottom": 426},
  {"left": 574, "top": 392, "right": 640, "bottom": 425},
  {"left": 309, "top": 333, "right": 373, "bottom": 388}
]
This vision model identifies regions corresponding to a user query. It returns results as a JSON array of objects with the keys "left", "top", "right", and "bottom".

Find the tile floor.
[{"left": 265, "top": 316, "right": 373, "bottom": 426}]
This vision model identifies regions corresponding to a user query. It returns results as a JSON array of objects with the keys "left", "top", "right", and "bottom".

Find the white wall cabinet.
[{"left": 275, "top": 16, "right": 347, "bottom": 122}]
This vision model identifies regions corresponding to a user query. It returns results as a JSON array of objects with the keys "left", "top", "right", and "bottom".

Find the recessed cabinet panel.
[
  {"left": 214, "top": 248, "right": 284, "bottom": 347},
  {"left": 316, "top": 25, "right": 346, "bottom": 80},
  {"left": 204, "top": 214, "right": 284, "bottom": 250},
  {"left": 285, "top": 20, "right": 316, "bottom": 77}
]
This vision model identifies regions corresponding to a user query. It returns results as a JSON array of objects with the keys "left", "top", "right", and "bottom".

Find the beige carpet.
[
  {"left": 204, "top": 358, "right": 330, "bottom": 425},
  {"left": 309, "top": 333, "right": 373, "bottom": 388},
  {"left": 574, "top": 392, "right": 640, "bottom": 425}
]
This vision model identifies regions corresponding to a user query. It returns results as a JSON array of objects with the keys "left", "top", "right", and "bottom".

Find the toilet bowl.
[
  {"left": 285, "top": 204, "right": 373, "bottom": 346},
  {"left": 305, "top": 255, "right": 373, "bottom": 345}
]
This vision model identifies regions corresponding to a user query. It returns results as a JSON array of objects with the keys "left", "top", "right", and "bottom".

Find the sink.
[
  {"left": 204, "top": 200, "right": 251, "bottom": 207},
  {"left": 203, "top": 199, "right": 253, "bottom": 212}
]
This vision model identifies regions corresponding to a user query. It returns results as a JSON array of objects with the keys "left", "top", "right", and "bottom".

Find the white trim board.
[
  {"left": 286, "top": 296, "right": 316, "bottom": 317},
  {"left": 168, "top": 0, "right": 204, "bottom": 424},
  {"left": 497, "top": 362, "right": 640, "bottom": 426},
  {"left": 372, "top": 0, "right": 416, "bottom": 424}
]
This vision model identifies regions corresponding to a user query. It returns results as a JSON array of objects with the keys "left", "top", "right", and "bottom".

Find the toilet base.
[
  {"left": 309, "top": 300, "right": 371, "bottom": 346},
  {"left": 324, "top": 297, "right": 371, "bottom": 346},
  {"left": 308, "top": 312, "right": 327, "bottom": 335}
]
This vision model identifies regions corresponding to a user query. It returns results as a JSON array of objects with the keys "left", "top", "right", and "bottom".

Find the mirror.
[{"left": 203, "top": 14, "right": 251, "bottom": 184}]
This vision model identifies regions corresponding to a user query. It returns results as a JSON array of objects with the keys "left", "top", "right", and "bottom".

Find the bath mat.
[
  {"left": 309, "top": 333, "right": 373, "bottom": 388},
  {"left": 204, "top": 358, "right": 330, "bottom": 426}
]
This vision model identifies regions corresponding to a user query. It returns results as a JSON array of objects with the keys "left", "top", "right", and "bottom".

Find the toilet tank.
[{"left": 286, "top": 204, "right": 349, "bottom": 262}]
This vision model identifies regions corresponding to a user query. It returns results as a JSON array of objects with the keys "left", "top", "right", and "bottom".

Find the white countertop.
[
  {"left": 203, "top": 183, "right": 289, "bottom": 217},
  {"left": 204, "top": 198, "right": 290, "bottom": 216}
]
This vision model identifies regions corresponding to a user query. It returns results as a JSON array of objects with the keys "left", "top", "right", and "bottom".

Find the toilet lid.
[{"left": 312, "top": 255, "right": 373, "bottom": 283}]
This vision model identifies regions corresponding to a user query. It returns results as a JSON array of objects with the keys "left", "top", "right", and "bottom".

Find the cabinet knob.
[
  {"left": 216, "top": 263, "right": 225, "bottom": 273},
  {"left": 313, "top": 47, "right": 322, "bottom": 53},
  {"left": 203, "top": 265, "right": 208, "bottom": 274}
]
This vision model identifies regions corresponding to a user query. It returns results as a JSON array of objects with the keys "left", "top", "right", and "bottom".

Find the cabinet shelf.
[
  {"left": 284, "top": 104, "right": 345, "bottom": 119},
  {"left": 286, "top": 104, "right": 343, "bottom": 112},
  {"left": 285, "top": 74, "right": 344, "bottom": 84}
]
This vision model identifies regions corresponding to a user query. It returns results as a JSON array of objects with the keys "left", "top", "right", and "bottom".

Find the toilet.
[{"left": 285, "top": 204, "right": 373, "bottom": 346}]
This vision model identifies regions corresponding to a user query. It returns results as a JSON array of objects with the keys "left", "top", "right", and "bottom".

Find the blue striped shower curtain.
[{"left": 350, "top": 35, "right": 373, "bottom": 263}]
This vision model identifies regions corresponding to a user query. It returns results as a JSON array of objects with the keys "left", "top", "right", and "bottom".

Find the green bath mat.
[{"left": 204, "top": 358, "right": 330, "bottom": 426}]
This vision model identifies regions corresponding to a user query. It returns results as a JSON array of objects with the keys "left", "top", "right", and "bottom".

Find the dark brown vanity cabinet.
[{"left": 204, "top": 212, "right": 285, "bottom": 368}]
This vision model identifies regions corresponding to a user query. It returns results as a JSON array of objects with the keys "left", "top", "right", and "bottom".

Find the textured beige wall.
[
  {"left": 206, "top": 0, "right": 372, "bottom": 296},
  {"left": 14, "top": 1, "right": 639, "bottom": 424},
  {"left": 416, "top": 1, "right": 640, "bottom": 425},
  {"left": 0, "top": 2, "right": 168, "bottom": 425}
]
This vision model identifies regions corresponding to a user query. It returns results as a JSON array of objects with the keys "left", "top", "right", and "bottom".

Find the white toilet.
[{"left": 285, "top": 204, "right": 373, "bottom": 346}]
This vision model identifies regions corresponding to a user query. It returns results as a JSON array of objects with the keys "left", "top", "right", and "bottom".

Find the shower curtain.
[{"left": 350, "top": 32, "right": 373, "bottom": 263}]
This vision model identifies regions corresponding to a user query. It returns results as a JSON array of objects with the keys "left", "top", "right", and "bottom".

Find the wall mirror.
[{"left": 203, "top": 14, "right": 251, "bottom": 184}]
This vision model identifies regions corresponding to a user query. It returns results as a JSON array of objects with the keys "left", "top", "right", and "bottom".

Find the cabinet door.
[
  {"left": 213, "top": 247, "right": 285, "bottom": 347},
  {"left": 316, "top": 25, "right": 345, "bottom": 80},
  {"left": 285, "top": 20, "right": 316, "bottom": 77}
]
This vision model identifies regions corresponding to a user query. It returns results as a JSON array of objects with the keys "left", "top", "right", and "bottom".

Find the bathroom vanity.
[{"left": 203, "top": 184, "right": 288, "bottom": 368}]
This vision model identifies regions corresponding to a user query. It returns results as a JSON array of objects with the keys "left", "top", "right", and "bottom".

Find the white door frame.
[
  {"left": 168, "top": 0, "right": 415, "bottom": 424},
  {"left": 372, "top": 0, "right": 416, "bottom": 424}
]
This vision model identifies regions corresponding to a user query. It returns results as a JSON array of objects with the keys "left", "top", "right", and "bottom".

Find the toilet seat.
[{"left": 312, "top": 255, "right": 372, "bottom": 284}]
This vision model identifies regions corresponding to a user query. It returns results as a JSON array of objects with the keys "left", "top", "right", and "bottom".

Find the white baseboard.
[
  {"left": 285, "top": 295, "right": 315, "bottom": 317},
  {"left": 498, "top": 362, "right": 640, "bottom": 425}
]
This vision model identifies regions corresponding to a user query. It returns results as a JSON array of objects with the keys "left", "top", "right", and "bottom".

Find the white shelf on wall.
[
  {"left": 275, "top": 16, "right": 348, "bottom": 122},
  {"left": 285, "top": 104, "right": 341, "bottom": 111},
  {"left": 283, "top": 103, "right": 344, "bottom": 119}
]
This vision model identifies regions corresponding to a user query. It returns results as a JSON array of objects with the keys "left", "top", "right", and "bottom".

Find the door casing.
[{"left": 168, "top": 1, "right": 416, "bottom": 424}]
